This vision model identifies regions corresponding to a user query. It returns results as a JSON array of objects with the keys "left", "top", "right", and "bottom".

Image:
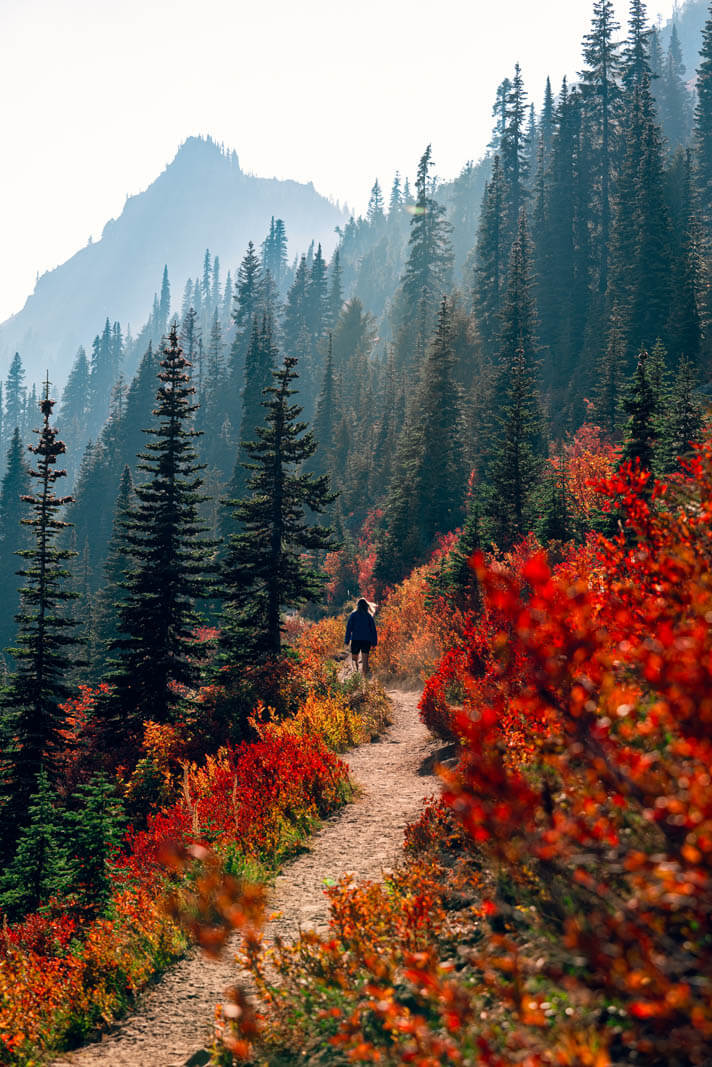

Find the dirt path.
[{"left": 55, "top": 689, "right": 439, "bottom": 1067}]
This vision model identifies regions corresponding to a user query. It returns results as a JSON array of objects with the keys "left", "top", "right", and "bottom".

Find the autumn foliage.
[
  {"left": 240, "top": 435, "right": 712, "bottom": 1065},
  {"left": 0, "top": 617, "right": 387, "bottom": 1066}
]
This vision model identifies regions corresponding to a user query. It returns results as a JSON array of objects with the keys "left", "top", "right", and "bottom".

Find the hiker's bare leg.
[
  {"left": 352, "top": 653, "right": 360, "bottom": 673},
  {"left": 362, "top": 650, "right": 370, "bottom": 677}
]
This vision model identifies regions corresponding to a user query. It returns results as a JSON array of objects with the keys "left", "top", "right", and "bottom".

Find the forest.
[{"left": 2, "top": 0, "right": 712, "bottom": 1063}]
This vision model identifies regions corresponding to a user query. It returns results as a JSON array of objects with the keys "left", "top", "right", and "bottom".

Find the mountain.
[{"left": 0, "top": 136, "right": 347, "bottom": 387}]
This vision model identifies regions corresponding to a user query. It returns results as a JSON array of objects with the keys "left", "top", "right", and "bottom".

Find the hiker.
[{"left": 345, "top": 598, "right": 378, "bottom": 676}]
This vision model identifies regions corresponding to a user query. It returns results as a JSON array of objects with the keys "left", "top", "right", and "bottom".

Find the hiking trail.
[{"left": 55, "top": 688, "right": 439, "bottom": 1067}]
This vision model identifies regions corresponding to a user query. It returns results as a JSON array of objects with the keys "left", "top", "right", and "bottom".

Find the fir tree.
[
  {"left": 1, "top": 382, "right": 79, "bottom": 828},
  {"left": 0, "top": 428, "right": 31, "bottom": 657},
  {"left": 107, "top": 326, "right": 212, "bottom": 737},
  {"left": 5, "top": 352, "right": 26, "bottom": 434},
  {"left": 376, "top": 298, "right": 466, "bottom": 585},
  {"left": 93, "top": 466, "right": 133, "bottom": 677},
  {"left": 486, "top": 345, "right": 544, "bottom": 548},
  {"left": 225, "top": 313, "right": 279, "bottom": 507},
  {"left": 620, "top": 346, "right": 659, "bottom": 472},
  {"left": 221, "top": 356, "right": 336, "bottom": 665},
  {"left": 579, "top": 0, "right": 623, "bottom": 295},
  {"left": 473, "top": 155, "right": 509, "bottom": 357},
  {"left": 327, "top": 250, "right": 344, "bottom": 327},
  {"left": 0, "top": 770, "right": 71, "bottom": 917},
  {"left": 367, "top": 180, "right": 386, "bottom": 227},
  {"left": 694, "top": 3, "right": 712, "bottom": 230},
  {"left": 394, "top": 145, "right": 453, "bottom": 368},
  {"left": 65, "top": 774, "right": 125, "bottom": 913},
  {"left": 501, "top": 63, "right": 530, "bottom": 229},
  {"left": 660, "top": 354, "right": 702, "bottom": 471}
]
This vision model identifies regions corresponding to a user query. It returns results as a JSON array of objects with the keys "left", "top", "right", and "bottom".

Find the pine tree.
[
  {"left": 659, "top": 23, "right": 693, "bottom": 149},
  {"left": 0, "top": 770, "right": 71, "bottom": 917},
  {"left": 221, "top": 356, "right": 336, "bottom": 665},
  {"left": 93, "top": 466, "right": 133, "bottom": 677},
  {"left": 59, "top": 347, "right": 90, "bottom": 428},
  {"left": 660, "top": 354, "right": 702, "bottom": 471},
  {"left": 65, "top": 774, "right": 124, "bottom": 913},
  {"left": 367, "top": 180, "right": 385, "bottom": 227},
  {"left": 694, "top": 3, "right": 712, "bottom": 231},
  {"left": 620, "top": 346, "right": 659, "bottom": 471},
  {"left": 594, "top": 312, "right": 626, "bottom": 438},
  {"left": 0, "top": 428, "right": 31, "bottom": 657},
  {"left": 579, "top": 0, "right": 623, "bottom": 295},
  {"left": 623, "top": 0, "right": 652, "bottom": 91},
  {"left": 1, "top": 382, "right": 79, "bottom": 827},
  {"left": 473, "top": 155, "right": 509, "bottom": 357},
  {"left": 486, "top": 345, "right": 544, "bottom": 548},
  {"left": 5, "top": 352, "right": 26, "bottom": 434},
  {"left": 376, "top": 298, "right": 466, "bottom": 585},
  {"left": 106, "top": 326, "right": 212, "bottom": 737},
  {"left": 501, "top": 64, "right": 530, "bottom": 229},
  {"left": 666, "top": 149, "right": 702, "bottom": 367},
  {"left": 327, "top": 250, "right": 344, "bottom": 327},
  {"left": 394, "top": 145, "right": 453, "bottom": 369},
  {"left": 308, "top": 335, "right": 340, "bottom": 481},
  {"left": 158, "top": 265, "right": 171, "bottom": 332},
  {"left": 226, "top": 313, "right": 278, "bottom": 506}
]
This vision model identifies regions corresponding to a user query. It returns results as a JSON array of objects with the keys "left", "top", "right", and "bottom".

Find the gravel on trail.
[{"left": 54, "top": 688, "right": 440, "bottom": 1067}]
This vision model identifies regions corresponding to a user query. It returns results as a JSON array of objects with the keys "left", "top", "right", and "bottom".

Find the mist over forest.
[{"left": 3, "top": 1, "right": 712, "bottom": 1063}]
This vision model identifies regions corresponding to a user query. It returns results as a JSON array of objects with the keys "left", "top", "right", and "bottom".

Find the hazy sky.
[{"left": 1, "top": 0, "right": 676, "bottom": 323}]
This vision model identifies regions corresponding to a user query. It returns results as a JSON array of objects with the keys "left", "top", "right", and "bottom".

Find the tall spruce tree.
[
  {"left": 1, "top": 382, "right": 79, "bottom": 836},
  {"left": 0, "top": 428, "right": 31, "bottom": 657},
  {"left": 694, "top": 3, "right": 712, "bottom": 233},
  {"left": 5, "top": 353, "right": 26, "bottom": 434},
  {"left": 620, "top": 346, "right": 660, "bottom": 472},
  {"left": 579, "top": 0, "right": 623, "bottom": 296},
  {"left": 376, "top": 298, "right": 466, "bottom": 585},
  {"left": 473, "top": 154, "right": 509, "bottom": 357},
  {"left": 393, "top": 145, "right": 453, "bottom": 369},
  {"left": 221, "top": 356, "right": 335, "bottom": 664},
  {"left": 107, "top": 326, "right": 212, "bottom": 737}
]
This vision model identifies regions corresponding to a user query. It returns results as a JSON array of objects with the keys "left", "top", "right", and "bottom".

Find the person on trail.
[{"left": 345, "top": 598, "right": 377, "bottom": 676}]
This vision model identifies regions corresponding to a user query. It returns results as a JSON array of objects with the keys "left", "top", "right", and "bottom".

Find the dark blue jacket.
[{"left": 345, "top": 608, "right": 377, "bottom": 646}]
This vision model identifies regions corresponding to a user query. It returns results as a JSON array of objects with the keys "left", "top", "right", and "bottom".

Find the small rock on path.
[{"left": 55, "top": 688, "right": 439, "bottom": 1067}]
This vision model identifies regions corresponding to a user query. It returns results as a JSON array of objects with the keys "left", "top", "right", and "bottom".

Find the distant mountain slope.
[{"left": 0, "top": 136, "right": 346, "bottom": 386}]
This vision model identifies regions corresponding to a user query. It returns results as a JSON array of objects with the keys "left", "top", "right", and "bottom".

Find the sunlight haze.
[{"left": 1, "top": 0, "right": 676, "bottom": 323}]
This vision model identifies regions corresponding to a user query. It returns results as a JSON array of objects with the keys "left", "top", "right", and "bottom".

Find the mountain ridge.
[{"left": 0, "top": 135, "right": 346, "bottom": 387}]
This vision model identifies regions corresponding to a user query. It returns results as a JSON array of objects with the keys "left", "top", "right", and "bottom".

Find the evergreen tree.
[
  {"left": 694, "top": 3, "right": 712, "bottom": 231},
  {"left": 93, "top": 466, "right": 133, "bottom": 677},
  {"left": 327, "top": 249, "right": 344, "bottom": 327},
  {"left": 1, "top": 383, "right": 79, "bottom": 829},
  {"left": 666, "top": 149, "right": 702, "bottom": 367},
  {"left": 226, "top": 313, "right": 279, "bottom": 506},
  {"left": 486, "top": 345, "right": 544, "bottom": 548},
  {"left": 620, "top": 346, "right": 659, "bottom": 471},
  {"left": 0, "top": 770, "right": 71, "bottom": 917},
  {"left": 0, "top": 428, "right": 31, "bottom": 657},
  {"left": 473, "top": 155, "right": 509, "bottom": 356},
  {"left": 5, "top": 352, "right": 26, "bottom": 434},
  {"left": 579, "top": 0, "right": 623, "bottom": 295},
  {"left": 659, "top": 23, "right": 693, "bottom": 149},
  {"left": 65, "top": 774, "right": 124, "bottom": 913},
  {"left": 308, "top": 334, "right": 340, "bottom": 481},
  {"left": 221, "top": 356, "right": 335, "bottom": 664},
  {"left": 594, "top": 312, "right": 626, "bottom": 438},
  {"left": 158, "top": 265, "right": 171, "bottom": 332},
  {"left": 501, "top": 63, "right": 530, "bottom": 229},
  {"left": 376, "top": 298, "right": 466, "bottom": 585},
  {"left": 107, "top": 326, "right": 212, "bottom": 737},
  {"left": 393, "top": 145, "right": 453, "bottom": 369},
  {"left": 59, "top": 347, "right": 90, "bottom": 428},
  {"left": 261, "top": 217, "right": 289, "bottom": 293},
  {"left": 660, "top": 354, "right": 702, "bottom": 471},
  {"left": 623, "top": 0, "right": 652, "bottom": 91},
  {"left": 367, "top": 180, "right": 385, "bottom": 227}
]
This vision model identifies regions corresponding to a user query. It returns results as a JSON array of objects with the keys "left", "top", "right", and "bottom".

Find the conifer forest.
[{"left": 4, "top": 1, "right": 712, "bottom": 1063}]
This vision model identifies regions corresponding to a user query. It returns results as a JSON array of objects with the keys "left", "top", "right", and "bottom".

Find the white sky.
[{"left": 1, "top": 0, "right": 675, "bottom": 323}]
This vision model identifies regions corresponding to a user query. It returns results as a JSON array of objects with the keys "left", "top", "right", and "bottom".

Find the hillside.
[{"left": 0, "top": 136, "right": 346, "bottom": 386}]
